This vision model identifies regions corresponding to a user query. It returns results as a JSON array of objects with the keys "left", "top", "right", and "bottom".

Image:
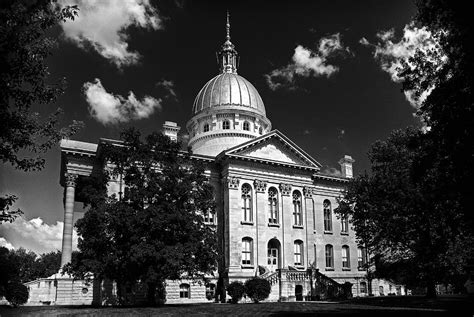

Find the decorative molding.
[
  {"left": 279, "top": 183, "right": 292, "bottom": 196},
  {"left": 253, "top": 179, "right": 267, "bottom": 193},
  {"left": 303, "top": 186, "right": 313, "bottom": 199},
  {"left": 65, "top": 173, "right": 78, "bottom": 187},
  {"left": 227, "top": 176, "right": 240, "bottom": 189}
]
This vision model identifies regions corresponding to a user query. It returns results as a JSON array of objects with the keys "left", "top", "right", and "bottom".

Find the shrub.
[
  {"left": 227, "top": 281, "right": 245, "bottom": 304},
  {"left": 5, "top": 282, "right": 29, "bottom": 307},
  {"left": 244, "top": 277, "right": 271, "bottom": 303}
]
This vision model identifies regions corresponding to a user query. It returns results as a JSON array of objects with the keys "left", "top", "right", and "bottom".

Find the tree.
[
  {"left": 34, "top": 250, "right": 62, "bottom": 278},
  {"left": 4, "top": 282, "right": 29, "bottom": 307},
  {"left": 9, "top": 248, "right": 37, "bottom": 283},
  {"left": 0, "top": 0, "right": 82, "bottom": 222},
  {"left": 67, "top": 128, "right": 218, "bottom": 306},
  {"left": 399, "top": 0, "right": 474, "bottom": 269},
  {"left": 336, "top": 128, "right": 468, "bottom": 297},
  {"left": 227, "top": 281, "right": 245, "bottom": 304},
  {"left": 244, "top": 277, "right": 271, "bottom": 303}
]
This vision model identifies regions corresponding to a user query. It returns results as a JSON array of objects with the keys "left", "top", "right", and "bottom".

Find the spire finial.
[
  {"left": 217, "top": 10, "right": 238, "bottom": 74},
  {"left": 226, "top": 10, "right": 230, "bottom": 41}
]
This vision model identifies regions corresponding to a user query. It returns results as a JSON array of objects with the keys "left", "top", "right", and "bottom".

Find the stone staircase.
[{"left": 260, "top": 267, "right": 352, "bottom": 301}]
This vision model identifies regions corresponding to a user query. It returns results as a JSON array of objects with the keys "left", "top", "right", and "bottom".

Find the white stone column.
[{"left": 61, "top": 173, "right": 77, "bottom": 268}]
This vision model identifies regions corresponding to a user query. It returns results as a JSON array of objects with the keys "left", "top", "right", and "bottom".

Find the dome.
[
  {"left": 186, "top": 13, "right": 272, "bottom": 157},
  {"left": 192, "top": 73, "right": 266, "bottom": 116}
]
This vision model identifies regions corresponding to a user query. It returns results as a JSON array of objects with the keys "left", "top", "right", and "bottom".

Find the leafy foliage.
[
  {"left": 400, "top": 0, "right": 474, "bottom": 266},
  {"left": 68, "top": 128, "right": 218, "bottom": 305},
  {"left": 5, "top": 281, "right": 29, "bottom": 307},
  {"left": 244, "top": 277, "right": 271, "bottom": 303},
  {"left": 336, "top": 128, "right": 471, "bottom": 297},
  {"left": 0, "top": 0, "right": 83, "bottom": 221},
  {"left": 227, "top": 281, "right": 245, "bottom": 304}
]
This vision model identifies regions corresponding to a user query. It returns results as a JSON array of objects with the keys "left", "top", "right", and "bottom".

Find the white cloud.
[
  {"left": 0, "top": 237, "right": 14, "bottom": 250},
  {"left": 84, "top": 78, "right": 162, "bottom": 125},
  {"left": 156, "top": 79, "right": 178, "bottom": 100},
  {"left": 361, "top": 23, "right": 445, "bottom": 108},
  {"left": 60, "top": 0, "right": 162, "bottom": 68},
  {"left": 265, "top": 33, "right": 350, "bottom": 90},
  {"left": 0, "top": 217, "right": 78, "bottom": 255}
]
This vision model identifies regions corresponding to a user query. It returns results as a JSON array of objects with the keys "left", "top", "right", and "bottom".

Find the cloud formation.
[
  {"left": 0, "top": 237, "right": 14, "bottom": 250},
  {"left": 265, "top": 33, "right": 350, "bottom": 90},
  {"left": 84, "top": 78, "right": 162, "bottom": 125},
  {"left": 60, "top": 0, "right": 161, "bottom": 68},
  {"left": 360, "top": 23, "right": 444, "bottom": 108},
  {"left": 156, "top": 79, "right": 178, "bottom": 100},
  {"left": 0, "top": 217, "right": 78, "bottom": 255}
]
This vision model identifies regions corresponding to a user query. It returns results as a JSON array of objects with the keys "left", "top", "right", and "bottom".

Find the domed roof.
[{"left": 192, "top": 73, "right": 266, "bottom": 116}]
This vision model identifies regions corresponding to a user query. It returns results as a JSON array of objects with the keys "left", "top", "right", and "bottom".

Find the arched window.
[
  {"left": 293, "top": 191, "right": 302, "bottom": 226},
  {"left": 179, "top": 283, "right": 190, "bottom": 298},
  {"left": 323, "top": 200, "right": 332, "bottom": 232},
  {"left": 294, "top": 240, "right": 304, "bottom": 266},
  {"left": 223, "top": 120, "right": 230, "bottom": 130},
  {"left": 358, "top": 247, "right": 366, "bottom": 269},
  {"left": 342, "top": 245, "right": 350, "bottom": 268},
  {"left": 268, "top": 187, "right": 278, "bottom": 224},
  {"left": 360, "top": 281, "right": 367, "bottom": 294},
  {"left": 243, "top": 121, "right": 250, "bottom": 131},
  {"left": 325, "top": 244, "right": 334, "bottom": 268},
  {"left": 242, "top": 237, "right": 253, "bottom": 266},
  {"left": 203, "top": 208, "right": 215, "bottom": 225},
  {"left": 341, "top": 215, "right": 349, "bottom": 233},
  {"left": 203, "top": 123, "right": 210, "bottom": 132},
  {"left": 259, "top": 127, "right": 263, "bottom": 134},
  {"left": 242, "top": 184, "right": 252, "bottom": 222}
]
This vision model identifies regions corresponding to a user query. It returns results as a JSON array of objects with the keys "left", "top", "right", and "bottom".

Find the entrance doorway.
[
  {"left": 295, "top": 285, "right": 303, "bottom": 301},
  {"left": 267, "top": 238, "right": 281, "bottom": 272}
]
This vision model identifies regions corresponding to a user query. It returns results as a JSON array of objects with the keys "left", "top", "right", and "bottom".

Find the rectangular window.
[
  {"left": 204, "top": 210, "right": 215, "bottom": 225},
  {"left": 325, "top": 245, "right": 334, "bottom": 268},
  {"left": 294, "top": 242, "right": 303, "bottom": 266},
  {"left": 323, "top": 200, "right": 332, "bottom": 232},
  {"left": 342, "top": 246, "right": 350, "bottom": 268},
  {"left": 358, "top": 248, "right": 366, "bottom": 268},
  {"left": 242, "top": 239, "right": 252, "bottom": 265},
  {"left": 268, "top": 188, "right": 278, "bottom": 224},
  {"left": 243, "top": 197, "right": 251, "bottom": 222},
  {"left": 341, "top": 216, "right": 348, "bottom": 233}
]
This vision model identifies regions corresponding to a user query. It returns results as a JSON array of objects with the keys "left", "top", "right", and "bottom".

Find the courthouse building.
[{"left": 25, "top": 16, "right": 405, "bottom": 305}]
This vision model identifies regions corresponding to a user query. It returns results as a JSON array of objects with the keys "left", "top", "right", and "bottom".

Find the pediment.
[{"left": 221, "top": 130, "right": 321, "bottom": 170}]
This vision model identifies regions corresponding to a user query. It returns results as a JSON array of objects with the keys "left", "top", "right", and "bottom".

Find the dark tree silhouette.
[
  {"left": 0, "top": 0, "right": 82, "bottom": 222},
  {"left": 67, "top": 128, "right": 218, "bottom": 305}
]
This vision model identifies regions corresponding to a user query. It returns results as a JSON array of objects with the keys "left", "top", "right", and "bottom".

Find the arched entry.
[{"left": 267, "top": 238, "right": 281, "bottom": 272}]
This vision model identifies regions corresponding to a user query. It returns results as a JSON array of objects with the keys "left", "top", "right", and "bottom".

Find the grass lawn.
[{"left": 0, "top": 296, "right": 472, "bottom": 316}]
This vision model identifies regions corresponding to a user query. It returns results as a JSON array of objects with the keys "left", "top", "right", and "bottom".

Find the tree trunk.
[{"left": 147, "top": 282, "right": 156, "bottom": 306}]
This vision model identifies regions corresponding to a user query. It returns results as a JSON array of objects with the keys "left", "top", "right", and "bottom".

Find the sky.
[{"left": 1, "top": 0, "right": 430, "bottom": 254}]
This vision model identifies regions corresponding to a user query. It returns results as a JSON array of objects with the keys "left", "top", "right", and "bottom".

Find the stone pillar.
[{"left": 61, "top": 173, "right": 77, "bottom": 268}]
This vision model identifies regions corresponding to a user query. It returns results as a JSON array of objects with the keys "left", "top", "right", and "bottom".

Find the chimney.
[
  {"left": 162, "top": 121, "right": 181, "bottom": 142},
  {"left": 339, "top": 155, "right": 355, "bottom": 178}
]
